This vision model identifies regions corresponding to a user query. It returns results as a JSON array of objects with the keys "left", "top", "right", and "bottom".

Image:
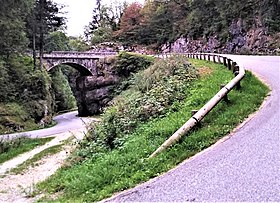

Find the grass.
[
  {"left": 9, "top": 144, "right": 63, "bottom": 175},
  {"left": 0, "top": 137, "right": 54, "bottom": 164},
  {"left": 37, "top": 59, "right": 269, "bottom": 202}
]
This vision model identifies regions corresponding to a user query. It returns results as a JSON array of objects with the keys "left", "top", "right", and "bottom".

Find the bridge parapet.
[{"left": 43, "top": 51, "right": 117, "bottom": 59}]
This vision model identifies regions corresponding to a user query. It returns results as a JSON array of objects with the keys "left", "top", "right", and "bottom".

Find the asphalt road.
[
  {"left": 1, "top": 111, "right": 95, "bottom": 140},
  {"left": 104, "top": 55, "right": 280, "bottom": 202}
]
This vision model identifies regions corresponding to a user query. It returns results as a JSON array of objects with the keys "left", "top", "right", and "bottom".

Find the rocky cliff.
[{"left": 162, "top": 18, "right": 280, "bottom": 55}]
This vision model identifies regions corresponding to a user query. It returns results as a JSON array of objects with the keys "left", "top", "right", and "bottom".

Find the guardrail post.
[
  {"left": 232, "top": 62, "right": 239, "bottom": 73},
  {"left": 234, "top": 71, "right": 241, "bottom": 89},
  {"left": 217, "top": 55, "right": 221, "bottom": 64},
  {"left": 213, "top": 55, "right": 216, "bottom": 63},
  {"left": 220, "top": 84, "right": 229, "bottom": 102},
  {"left": 227, "top": 59, "right": 232, "bottom": 70},
  {"left": 223, "top": 57, "right": 227, "bottom": 67},
  {"left": 208, "top": 54, "right": 211, "bottom": 61},
  {"left": 199, "top": 54, "right": 202, "bottom": 60}
]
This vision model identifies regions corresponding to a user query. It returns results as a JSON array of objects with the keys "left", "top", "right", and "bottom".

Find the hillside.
[{"left": 87, "top": 0, "right": 280, "bottom": 54}]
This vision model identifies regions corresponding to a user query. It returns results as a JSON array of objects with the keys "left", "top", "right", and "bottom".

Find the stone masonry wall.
[{"left": 76, "top": 56, "right": 119, "bottom": 116}]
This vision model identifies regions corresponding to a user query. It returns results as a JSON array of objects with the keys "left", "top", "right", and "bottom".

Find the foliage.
[
  {"left": 0, "top": 103, "right": 36, "bottom": 134},
  {"left": 81, "top": 55, "right": 198, "bottom": 150},
  {"left": 0, "top": 56, "right": 55, "bottom": 133},
  {"left": 0, "top": 137, "right": 53, "bottom": 164},
  {"left": 85, "top": 1, "right": 127, "bottom": 43},
  {"left": 45, "top": 31, "right": 70, "bottom": 52},
  {"left": 114, "top": 2, "right": 143, "bottom": 45},
  {"left": 25, "top": 0, "right": 66, "bottom": 69},
  {"left": 110, "top": 0, "right": 280, "bottom": 49},
  {"left": 0, "top": 0, "right": 32, "bottom": 57},
  {"left": 90, "top": 27, "right": 113, "bottom": 44},
  {"left": 37, "top": 60, "right": 269, "bottom": 202},
  {"left": 68, "top": 36, "right": 90, "bottom": 51},
  {"left": 50, "top": 67, "right": 77, "bottom": 112},
  {"left": 113, "top": 52, "right": 154, "bottom": 77}
]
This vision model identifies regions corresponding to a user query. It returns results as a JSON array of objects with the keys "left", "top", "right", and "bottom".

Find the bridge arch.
[
  {"left": 41, "top": 52, "right": 117, "bottom": 116},
  {"left": 47, "top": 62, "right": 93, "bottom": 76}
]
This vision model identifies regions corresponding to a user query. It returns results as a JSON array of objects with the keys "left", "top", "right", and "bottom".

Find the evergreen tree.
[
  {"left": 26, "top": 0, "right": 65, "bottom": 69},
  {"left": 0, "top": 0, "right": 33, "bottom": 57}
]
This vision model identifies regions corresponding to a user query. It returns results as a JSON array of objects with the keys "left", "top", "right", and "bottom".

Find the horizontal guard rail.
[{"left": 149, "top": 53, "right": 245, "bottom": 158}]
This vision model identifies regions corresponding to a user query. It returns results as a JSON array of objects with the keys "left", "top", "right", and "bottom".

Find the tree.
[
  {"left": 85, "top": 0, "right": 127, "bottom": 44},
  {"left": 114, "top": 2, "right": 143, "bottom": 45},
  {"left": 45, "top": 31, "right": 69, "bottom": 52},
  {"left": 26, "top": 0, "right": 65, "bottom": 69},
  {"left": 0, "top": 0, "right": 33, "bottom": 57},
  {"left": 68, "top": 36, "right": 89, "bottom": 51}
]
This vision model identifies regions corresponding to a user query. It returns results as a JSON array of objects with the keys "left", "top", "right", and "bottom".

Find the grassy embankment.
[
  {"left": 0, "top": 137, "right": 54, "bottom": 164},
  {"left": 37, "top": 57, "right": 269, "bottom": 202}
]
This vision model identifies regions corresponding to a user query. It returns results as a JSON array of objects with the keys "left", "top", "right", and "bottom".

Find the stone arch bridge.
[
  {"left": 42, "top": 51, "right": 118, "bottom": 116},
  {"left": 43, "top": 51, "right": 116, "bottom": 76}
]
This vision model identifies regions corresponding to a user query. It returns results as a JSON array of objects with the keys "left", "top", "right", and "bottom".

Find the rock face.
[
  {"left": 75, "top": 56, "right": 119, "bottom": 116},
  {"left": 162, "top": 18, "right": 279, "bottom": 55}
]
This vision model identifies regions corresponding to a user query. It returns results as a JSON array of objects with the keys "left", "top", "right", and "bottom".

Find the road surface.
[
  {"left": 104, "top": 55, "right": 280, "bottom": 202},
  {"left": 1, "top": 111, "right": 95, "bottom": 139}
]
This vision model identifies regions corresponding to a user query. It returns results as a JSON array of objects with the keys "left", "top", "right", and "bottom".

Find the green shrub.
[
  {"left": 0, "top": 136, "right": 53, "bottom": 164},
  {"left": 113, "top": 52, "right": 154, "bottom": 77},
  {"left": 0, "top": 103, "right": 35, "bottom": 133},
  {"left": 50, "top": 67, "right": 76, "bottom": 112},
  {"left": 0, "top": 136, "right": 29, "bottom": 154},
  {"left": 81, "top": 55, "right": 198, "bottom": 153},
  {"left": 0, "top": 55, "right": 55, "bottom": 133}
]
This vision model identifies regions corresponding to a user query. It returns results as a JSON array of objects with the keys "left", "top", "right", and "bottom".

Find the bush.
[
  {"left": 0, "top": 55, "right": 55, "bottom": 133},
  {"left": 81, "top": 55, "right": 198, "bottom": 153},
  {"left": 0, "top": 136, "right": 29, "bottom": 154},
  {"left": 50, "top": 67, "right": 76, "bottom": 112},
  {"left": 113, "top": 52, "right": 154, "bottom": 77}
]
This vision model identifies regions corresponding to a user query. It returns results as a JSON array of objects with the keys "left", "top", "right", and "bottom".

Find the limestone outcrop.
[
  {"left": 75, "top": 57, "right": 119, "bottom": 116},
  {"left": 162, "top": 18, "right": 279, "bottom": 55}
]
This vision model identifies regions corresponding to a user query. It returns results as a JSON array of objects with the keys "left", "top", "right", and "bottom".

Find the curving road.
[
  {"left": 104, "top": 55, "right": 280, "bottom": 202},
  {"left": 1, "top": 111, "right": 95, "bottom": 140}
]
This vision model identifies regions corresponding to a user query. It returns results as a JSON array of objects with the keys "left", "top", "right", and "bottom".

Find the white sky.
[{"left": 53, "top": 0, "right": 145, "bottom": 37}]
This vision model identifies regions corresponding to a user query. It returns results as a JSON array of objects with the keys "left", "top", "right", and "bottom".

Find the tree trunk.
[
  {"left": 32, "top": 27, "right": 37, "bottom": 70},
  {"left": 39, "top": 0, "right": 44, "bottom": 70},
  {"left": 39, "top": 34, "right": 43, "bottom": 70}
]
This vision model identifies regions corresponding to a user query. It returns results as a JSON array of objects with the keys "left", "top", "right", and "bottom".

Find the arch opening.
[{"left": 48, "top": 62, "right": 93, "bottom": 76}]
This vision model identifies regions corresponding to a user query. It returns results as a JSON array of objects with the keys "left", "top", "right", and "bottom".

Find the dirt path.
[{"left": 0, "top": 129, "right": 86, "bottom": 202}]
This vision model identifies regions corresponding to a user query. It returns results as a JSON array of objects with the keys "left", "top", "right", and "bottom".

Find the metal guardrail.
[{"left": 149, "top": 53, "right": 245, "bottom": 158}]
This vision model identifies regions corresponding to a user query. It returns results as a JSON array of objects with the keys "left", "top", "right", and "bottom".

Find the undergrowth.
[
  {"left": 0, "top": 137, "right": 53, "bottom": 164},
  {"left": 80, "top": 55, "right": 198, "bottom": 151},
  {"left": 37, "top": 58, "right": 269, "bottom": 202}
]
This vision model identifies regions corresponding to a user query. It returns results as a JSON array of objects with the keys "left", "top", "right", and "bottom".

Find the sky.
[{"left": 53, "top": 0, "right": 145, "bottom": 37}]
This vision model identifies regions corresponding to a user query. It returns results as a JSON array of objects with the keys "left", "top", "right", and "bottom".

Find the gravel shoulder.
[{"left": 0, "top": 129, "right": 86, "bottom": 202}]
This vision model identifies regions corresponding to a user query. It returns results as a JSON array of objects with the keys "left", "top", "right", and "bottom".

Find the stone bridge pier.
[{"left": 42, "top": 51, "right": 119, "bottom": 116}]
